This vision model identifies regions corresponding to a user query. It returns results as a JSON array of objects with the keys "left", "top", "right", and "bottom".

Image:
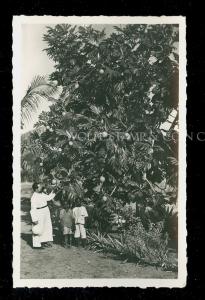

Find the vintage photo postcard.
[{"left": 12, "top": 16, "right": 186, "bottom": 288}]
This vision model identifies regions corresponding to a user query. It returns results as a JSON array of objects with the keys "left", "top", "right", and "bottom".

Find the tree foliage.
[{"left": 28, "top": 24, "right": 179, "bottom": 237}]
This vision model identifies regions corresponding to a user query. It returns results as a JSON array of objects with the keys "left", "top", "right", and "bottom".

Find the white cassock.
[{"left": 30, "top": 192, "right": 55, "bottom": 248}]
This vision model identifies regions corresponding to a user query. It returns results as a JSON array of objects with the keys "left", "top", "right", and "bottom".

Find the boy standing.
[
  {"left": 73, "top": 199, "right": 88, "bottom": 247},
  {"left": 59, "top": 203, "right": 74, "bottom": 248}
]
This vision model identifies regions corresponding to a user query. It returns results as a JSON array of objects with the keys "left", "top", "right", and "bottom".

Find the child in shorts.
[
  {"left": 73, "top": 199, "right": 88, "bottom": 247},
  {"left": 59, "top": 203, "right": 74, "bottom": 248}
]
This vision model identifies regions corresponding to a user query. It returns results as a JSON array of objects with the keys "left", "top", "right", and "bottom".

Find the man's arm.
[{"left": 45, "top": 192, "right": 56, "bottom": 201}]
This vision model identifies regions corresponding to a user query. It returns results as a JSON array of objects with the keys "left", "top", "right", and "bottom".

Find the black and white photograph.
[{"left": 12, "top": 16, "right": 186, "bottom": 287}]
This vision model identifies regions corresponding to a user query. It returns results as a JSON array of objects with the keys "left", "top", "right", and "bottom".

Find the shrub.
[
  {"left": 123, "top": 222, "right": 169, "bottom": 267},
  {"left": 87, "top": 221, "right": 177, "bottom": 271},
  {"left": 86, "top": 200, "right": 116, "bottom": 233}
]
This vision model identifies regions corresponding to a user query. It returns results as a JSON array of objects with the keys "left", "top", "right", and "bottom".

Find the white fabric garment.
[
  {"left": 74, "top": 224, "right": 86, "bottom": 238},
  {"left": 30, "top": 192, "right": 55, "bottom": 211},
  {"left": 30, "top": 208, "right": 38, "bottom": 223},
  {"left": 73, "top": 206, "right": 88, "bottom": 225},
  {"left": 30, "top": 192, "right": 55, "bottom": 247}
]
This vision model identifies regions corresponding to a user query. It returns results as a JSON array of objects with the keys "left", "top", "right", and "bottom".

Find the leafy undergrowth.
[{"left": 87, "top": 223, "right": 177, "bottom": 272}]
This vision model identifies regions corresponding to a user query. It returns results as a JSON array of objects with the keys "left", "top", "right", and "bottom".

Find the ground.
[{"left": 21, "top": 182, "right": 177, "bottom": 279}]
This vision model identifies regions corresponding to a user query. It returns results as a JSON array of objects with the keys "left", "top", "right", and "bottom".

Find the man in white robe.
[{"left": 30, "top": 183, "right": 56, "bottom": 248}]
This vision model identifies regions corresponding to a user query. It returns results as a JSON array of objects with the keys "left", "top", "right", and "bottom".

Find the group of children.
[{"left": 59, "top": 199, "right": 88, "bottom": 248}]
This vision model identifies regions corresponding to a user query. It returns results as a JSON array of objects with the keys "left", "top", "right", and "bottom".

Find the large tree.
[{"left": 31, "top": 24, "right": 179, "bottom": 234}]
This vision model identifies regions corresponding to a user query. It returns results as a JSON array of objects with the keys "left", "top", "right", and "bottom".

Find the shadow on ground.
[
  {"left": 21, "top": 197, "right": 30, "bottom": 211},
  {"left": 21, "top": 233, "right": 33, "bottom": 248},
  {"left": 21, "top": 228, "right": 65, "bottom": 250},
  {"left": 21, "top": 197, "right": 32, "bottom": 226}
]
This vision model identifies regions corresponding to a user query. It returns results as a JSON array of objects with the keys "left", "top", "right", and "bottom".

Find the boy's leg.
[
  {"left": 81, "top": 238, "right": 86, "bottom": 248},
  {"left": 75, "top": 237, "right": 80, "bottom": 247},
  {"left": 68, "top": 234, "right": 72, "bottom": 247},
  {"left": 61, "top": 226, "right": 65, "bottom": 245},
  {"left": 80, "top": 224, "right": 87, "bottom": 248},
  {"left": 74, "top": 224, "right": 80, "bottom": 247},
  {"left": 64, "top": 234, "right": 68, "bottom": 247}
]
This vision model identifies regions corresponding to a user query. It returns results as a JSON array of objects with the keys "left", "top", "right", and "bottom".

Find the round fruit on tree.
[
  {"left": 69, "top": 141, "right": 73, "bottom": 146},
  {"left": 148, "top": 148, "right": 154, "bottom": 154},
  {"left": 40, "top": 162, "right": 43, "bottom": 166},
  {"left": 99, "top": 69, "right": 104, "bottom": 74},
  {"left": 52, "top": 179, "right": 57, "bottom": 185},
  {"left": 102, "top": 195, "right": 107, "bottom": 201},
  {"left": 102, "top": 131, "right": 108, "bottom": 138},
  {"left": 100, "top": 176, "right": 105, "bottom": 183},
  {"left": 75, "top": 82, "right": 79, "bottom": 89}
]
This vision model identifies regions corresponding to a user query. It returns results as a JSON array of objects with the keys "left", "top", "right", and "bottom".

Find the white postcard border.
[{"left": 12, "top": 15, "right": 187, "bottom": 288}]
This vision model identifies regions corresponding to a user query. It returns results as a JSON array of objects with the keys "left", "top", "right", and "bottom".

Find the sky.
[
  {"left": 21, "top": 24, "right": 55, "bottom": 94},
  {"left": 21, "top": 24, "right": 55, "bottom": 133},
  {"left": 21, "top": 24, "right": 117, "bottom": 133}
]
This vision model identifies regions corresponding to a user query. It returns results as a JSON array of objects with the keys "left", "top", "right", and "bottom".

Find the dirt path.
[{"left": 20, "top": 183, "right": 177, "bottom": 279}]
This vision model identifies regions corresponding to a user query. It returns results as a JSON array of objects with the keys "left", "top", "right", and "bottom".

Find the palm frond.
[
  {"left": 25, "top": 75, "right": 58, "bottom": 97},
  {"left": 21, "top": 75, "right": 59, "bottom": 127}
]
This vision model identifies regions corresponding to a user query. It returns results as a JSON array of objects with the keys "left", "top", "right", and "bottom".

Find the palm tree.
[{"left": 21, "top": 75, "right": 59, "bottom": 129}]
